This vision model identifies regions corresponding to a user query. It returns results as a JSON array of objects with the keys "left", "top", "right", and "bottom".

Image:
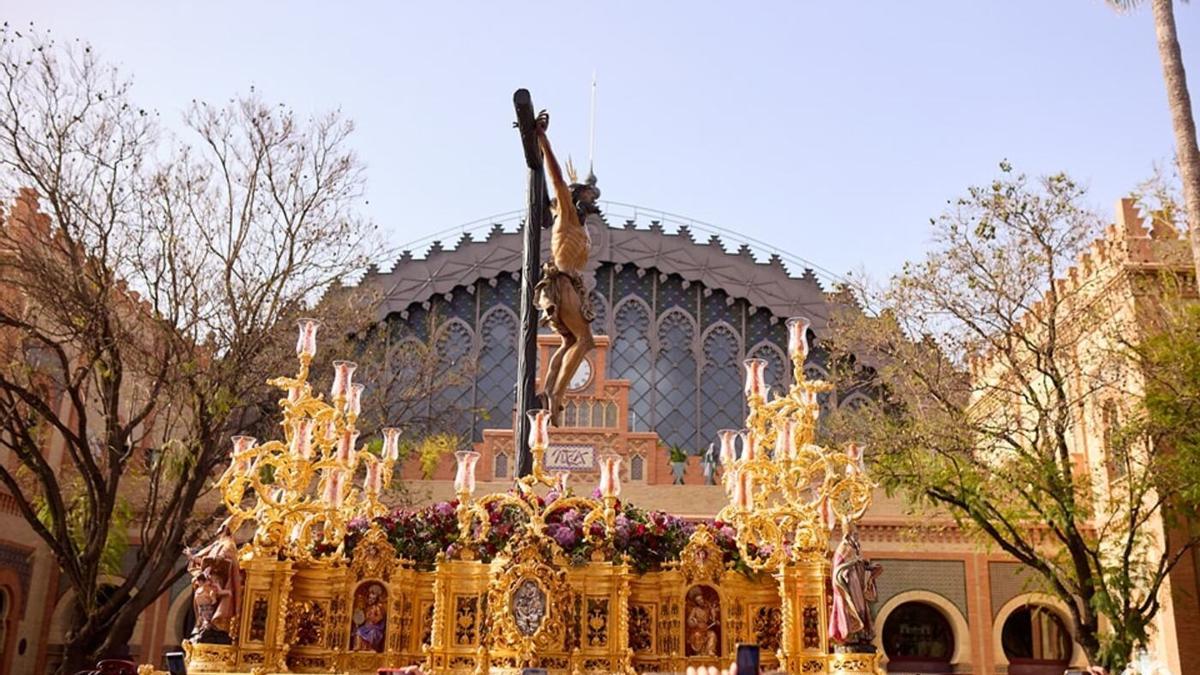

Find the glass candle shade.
[
  {"left": 290, "top": 419, "right": 313, "bottom": 460},
  {"left": 323, "top": 469, "right": 344, "bottom": 507},
  {"left": 336, "top": 429, "right": 358, "bottom": 463},
  {"left": 846, "top": 443, "right": 865, "bottom": 475},
  {"left": 296, "top": 318, "right": 320, "bottom": 359},
  {"left": 331, "top": 360, "right": 357, "bottom": 400},
  {"left": 453, "top": 451, "right": 480, "bottom": 495},
  {"left": 718, "top": 429, "right": 738, "bottom": 466},
  {"left": 527, "top": 409, "right": 552, "bottom": 449},
  {"left": 739, "top": 430, "right": 761, "bottom": 462},
  {"left": 231, "top": 435, "right": 257, "bottom": 456},
  {"left": 347, "top": 383, "right": 364, "bottom": 417},
  {"left": 819, "top": 495, "right": 837, "bottom": 531},
  {"left": 743, "top": 358, "right": 768, "bottom": 400},
  {"left": 599, "top": 455, "right": 622, "bottom": 498},
  {"left": 364, "top": 460, "right": 382, "bottom": 495},
  {"left": 382, "top": 427, "right": 402, "bottom": 461},
  {"left": 786, "top": 316, "right": 811, "bottom": 363},
  {"left": 774, "top": 420, "right": 797, "bottom": 461}
]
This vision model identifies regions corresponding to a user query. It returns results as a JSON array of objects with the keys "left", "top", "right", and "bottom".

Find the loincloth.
[{"left": 534, "top": 263, "right": 596, "bottom": 334}]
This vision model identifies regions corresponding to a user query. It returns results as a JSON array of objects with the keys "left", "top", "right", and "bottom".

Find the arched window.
[
  {"left": 611, "top": 299, "right": 653, "bottom": 432},
  {"left": 882, "top": 601, "right": 955, "bottom": 673},
  {"left": 655, "top": 309, "right": 697, "bottom": 449},
  {"left": 494, "top": 452, "right": 509, "bottom": 479},
  {"left": 700, "top": 323, "right": 742, "bottom": 448},
  {"left": 630, "top": 455, "right": 645, "bottom": 481},
  {"left": 433, "top": 319, "right": 476, "bottom": 438},
  {"left": 1002, "top": 605, "right": 1071, "bottom": 674},
  {"left": 476, "top": 309, "right": 518, "bottom": 439}
]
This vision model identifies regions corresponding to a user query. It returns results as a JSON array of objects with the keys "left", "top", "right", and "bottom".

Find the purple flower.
[
  {"left": 549, "top": 523, "right": 578, "bottom": 549},
  {"left": 561, "top": 508, "right": 583, "bottom": 528},
  {"left": 545, "top": 489, "right": 561, "bottom": 504},
  {"left": 434, "top": 501, "right": 455, "bottom": 518},
  {"left": 615, "top": 513, "right": 631, "bottom": 539}
]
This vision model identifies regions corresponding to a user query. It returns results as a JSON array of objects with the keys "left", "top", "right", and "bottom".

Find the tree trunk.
[
  {"left": 1152, "top": 0, "right": 1200, "bottom": 285},
  {"left": 54, "top": 606, "right": 142, "bottom": 675}
]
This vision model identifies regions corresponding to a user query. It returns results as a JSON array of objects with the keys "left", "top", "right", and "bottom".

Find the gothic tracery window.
[
  {"left": 475, "top": 308, "right": 518, "bottom": 439},
  {"left": 700, "top": 323, "right": 742, "bottom": 448},
  {"left": 611, "top": 298, "right": 653, "bottom": 432},
  {"left": 655, "top": 309, "right": 698, "bottom": 449},
  {"left": 433, "top": 319, "right": 476, "bottom": 438}
]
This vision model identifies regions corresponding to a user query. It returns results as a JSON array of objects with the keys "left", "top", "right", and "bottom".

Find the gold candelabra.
[
  {"left": 716, "top": 316, "right": 874, "bottom": 571},
  {"left": 453, "top": 409, "right": 621, "bottom": 557},
  {"left": 217, "top": 318, "right": 401, "bottom": 562}
]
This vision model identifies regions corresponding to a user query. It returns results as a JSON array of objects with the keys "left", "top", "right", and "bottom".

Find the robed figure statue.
[
  {"left": 186, "top": 518, "right": 241, "bottom": 644},
  {"left": 829, "top": 520, "right": 883, "bottom": 649}
]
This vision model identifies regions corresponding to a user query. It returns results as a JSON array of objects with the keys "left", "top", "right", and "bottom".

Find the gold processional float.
[{"left": 176, "top": 317, "right": 883, "bottom": 675}]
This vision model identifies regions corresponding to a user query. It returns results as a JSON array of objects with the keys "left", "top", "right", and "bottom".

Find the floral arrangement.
[{"left": 342, "top": 488, "right": 762, "bottom": 577}]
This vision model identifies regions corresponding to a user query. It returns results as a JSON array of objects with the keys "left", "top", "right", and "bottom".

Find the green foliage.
[
  {"left": 829, "top": 164, "right": 1200, "bottom": 670},
  {"left": 414, "top": 433, "right": 459, "bottom": 480},
  {"left": 34, "top": 485, "right": 132, "bottom": 577},
  {"left": 668, "top": 444, "right": 688, "bottom": 464}
]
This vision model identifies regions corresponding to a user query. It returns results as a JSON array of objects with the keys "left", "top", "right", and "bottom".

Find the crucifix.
[{"left": 511, "top": 89, "right": 598, "bottom": 478}]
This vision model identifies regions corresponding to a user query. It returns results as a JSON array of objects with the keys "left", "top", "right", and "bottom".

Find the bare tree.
[
  {"left": 827, "top": 164, "right": 1200, "bottom": 670},
  {"left": 0, "top": 27, "right": 383, "bottom": 671}
]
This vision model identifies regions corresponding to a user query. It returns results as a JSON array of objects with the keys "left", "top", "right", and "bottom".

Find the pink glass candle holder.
[
  {"left": 599, "top": 455, "right": 623, "bottom": 498},
  {"left": 290, "top": 419, "right": 313, "bottom": 460},
  {"left": 287, "top": 385, "right": 303, "bottom": 405},
  {"left": 739, "top": 430, "right": 761, "bottom": 462},
  {"left": 846, "top": 443, "right": 865, "bottom": 475},
  {"left": 364, "top": 460, "right": 382, "bottom": 495},
  {"left": 231, "top": 435, "right": 257, "bottom": 456},
  {"left": 382, "top": 427, "right": 402, "bottom": 461},
  {"left": 819, "top": 494, "right": 837, "bottom": 531},
  {"left": 296, "top": 318, "right": 320, "bottom": 359},
  {"left": 331, "top": 360, "right": 357, "bottom": 400},
  {"left": 336, "top": 429, "right": 358, "bottom": 463},
  {"left": 323, "top": 469, "right": 344, "bottom": 506},
  {"left": 527, "top": 409, "right": 552, "bottom": 449},
  {"left": 718, "top": 429, "right": 738, "bottom": 466},
  {"left": 743, "top": 358, "right": 768, "bottom": 400},
  {"left": 347, "top": 383, "right": 364, "bottom": 417},
  {"left": 454, "top": 451, "right": 480, "bottom": 495},
  {"left": 732, "top": 470, "right": 754, "bottom": 510},
  {"left": 786, "top": 316, "right": 811, "bottom": 363},
  {"left": 774, "top": 420, "right": 797, "bottom": 461}
]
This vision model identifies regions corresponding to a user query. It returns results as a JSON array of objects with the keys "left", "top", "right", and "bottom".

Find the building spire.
[{"left": 587, "top": 69, "right": 598, "bottom": 185}]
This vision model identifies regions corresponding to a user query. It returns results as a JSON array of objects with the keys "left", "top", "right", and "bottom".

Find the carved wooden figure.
[{"left": 532, "top": 110, "right": 597, "bottom": 425}]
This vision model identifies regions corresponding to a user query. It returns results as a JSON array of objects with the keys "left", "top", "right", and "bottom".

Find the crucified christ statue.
[{"left": 533, "top": 110, "right": 596, "bottom": 425}]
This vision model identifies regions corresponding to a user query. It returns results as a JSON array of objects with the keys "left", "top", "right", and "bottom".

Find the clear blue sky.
[{"left": 8, "top": 1, "right": 1199, "bottom": 283}]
